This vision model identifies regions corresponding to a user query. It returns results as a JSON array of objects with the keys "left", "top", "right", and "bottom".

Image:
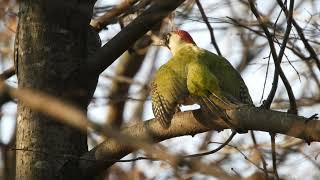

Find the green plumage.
[{"left": 151, "top": 44, "right": 252, "bottom": 128}]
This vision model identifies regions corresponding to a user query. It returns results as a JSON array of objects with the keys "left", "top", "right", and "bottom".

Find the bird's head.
[
  {"left": 164, "top": 30, "right": 196, "bottom": 49},
  {"left": 153, "top": 30, "right": 196, "bottom": 53}
]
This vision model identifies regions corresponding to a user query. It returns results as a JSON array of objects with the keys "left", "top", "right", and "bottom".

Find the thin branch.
[
  {"left": 228, "top": 16, "right": 320, "bottom": 91},
  {"left": 248, "top": 0, "right": 296, "bottom": 114},
  {"left": 260, "top": 0, "right": 284, "bottom": 104},
  {"left": 208, "top": 141, "right": 272, "bottom": 173},
  {"left": 272, "top": 96, "right": 320, "bottom": 109},
  {"left": 250, "top": 131, "right": 269, "bottom": 179},
  {"left": 296, "top": 149, "right": 320, "bottom": 171},
  {"left": 10, "top": 147, "right": 158, "bottom": 163},
  {"left": 92, "top": 96, "right": 148, "bottom": 102},
  {"left": 271, "top": 134, "right": 280, "bottom": 180},
  {"left": 195, "top": 0, "right": 221, "bottom": 56},
  {"left": 91, "top": 0, "right": 139, "bottom": 31},
  {"left": 275, "top": 0, "right": 296, "bottom": 114},
  {"left": 102, "top": 74, "right": 147, "bottom": 88},
  {"left": 260, "top": 57, "right": 271, "bottom": 103},
  {"left": 231, "top": 168, "right": 241, "bottom": 177},
  {"left": 0, "top": 67, "right": 15, "bottom": 80},
  {"left": 185, "top": 131, "right": 236, "bottom": 158},
  {"left": 276, "top": 0, "right": 320, "bottom": 72}
]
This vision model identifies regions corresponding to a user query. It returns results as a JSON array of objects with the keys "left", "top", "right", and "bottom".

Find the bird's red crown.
[{"left": 173, "top": 30, "right": 196, "bottom": 45}]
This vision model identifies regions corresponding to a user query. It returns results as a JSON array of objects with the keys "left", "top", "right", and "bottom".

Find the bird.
[{"left": 151, "top": 29, "right": 252, "bottom": 129}]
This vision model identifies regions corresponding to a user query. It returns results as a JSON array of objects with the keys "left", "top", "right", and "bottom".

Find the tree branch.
[
  {"left": 195, "top": 0, "right": 221, "bottom": 56},
  {"left": 87, "top": 0, "right": 185, "bottom": 77},
  {"left": 91, "top": 0, "right": 140, "bottom": 31},
  {"left": 76, "top": 106, "right": 320, "bottom": 178},
  {"left": 248, "top": 0, "right": 296, "bottom": 112},
  {"left": 276, "top": 0, "right": 320, "bottom": 72},
  {"left": 0, "top": 67, "right": 15, "bottom": 80}
]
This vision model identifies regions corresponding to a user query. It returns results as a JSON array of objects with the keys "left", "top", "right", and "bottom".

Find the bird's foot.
[
  {"left": 175, "top": 106, "right": 182, "bottom": 113},
  {"left": 233, "top": 128, "right": 248, "bottom": 134}
]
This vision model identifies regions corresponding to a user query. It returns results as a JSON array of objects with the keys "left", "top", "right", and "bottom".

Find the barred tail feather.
[
  {"left": 199, "top": 96, "right": 237, "bottom": 129},
  {"left": 151, "top": 82, "right": 177, "bottom": 129},
  {"left": 152, "top": 99, "right": 173, "bottom": 129}
]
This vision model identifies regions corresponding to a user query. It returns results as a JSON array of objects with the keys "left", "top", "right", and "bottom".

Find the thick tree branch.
[
  {"left": 76, "top": 106, "right": 319, "bottom": 178},
  {"left": 87, "top": 0, "right": 185, "bottom": 77}
]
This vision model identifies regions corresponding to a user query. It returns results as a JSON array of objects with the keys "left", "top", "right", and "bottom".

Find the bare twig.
[
  {"left": 260, "top": 57, "right": 271, "bottom": 103},
  {"left": 276, "top": 0, "right": 320, "bottom": 72},
  {"left": 250, "top": 131, "right": 269, "bottom": 179},
  {"left": 231, "top": 168, "right": 241, "bottom": 177},
  {"left": 10, "top": 147, "right": 158, "bottom": 163},
  {"left": 91, "top": 0, "right": 139, "bottom": 31},
  {"left": 102, "top": 74, "right": 147, "bottom": 88},
  {"left": 272, "top": 96, "right": 320, "bottom": 109},
  {"left": 260, "top": 1, "right": 284, "bottom": 104},
  {"left": 227, "top": 16, "right": 320, "bottom": 91},
  {"left": 208, "top": 141, "right": 272, "bottom": 173},
  {"left": 195, "top": 0, "right": 221, "bottom": 56},
  {"left": 0, "top": 67, "right": 15, "bottom": 80},
  {"left": 92, "top": 95, "right": 148, "bottom": 102},
  {"left": 275, "top": 0, "right": 296, "bottom": 114},
  {"left": 185, "top": 131, "right": 236, "bottom": 158},
  {"left": 248, "top": 0, "right": 296, "bottom": 112},
  {"left": 270, "top": 134, "right": 279, "bottom": 180}
]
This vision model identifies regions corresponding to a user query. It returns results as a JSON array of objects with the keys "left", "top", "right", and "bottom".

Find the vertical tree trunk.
[{"left": 15, "top": 1, "right": 97, "bottom": 179}]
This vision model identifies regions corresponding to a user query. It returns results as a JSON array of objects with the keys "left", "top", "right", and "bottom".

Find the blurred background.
[{"left": 0, "top": 0, "right": 320, "bottom": 179}]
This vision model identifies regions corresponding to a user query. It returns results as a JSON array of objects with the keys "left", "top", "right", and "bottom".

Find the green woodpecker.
[{"left": 151, "top": 30, "right": 252, "bottom": 128}]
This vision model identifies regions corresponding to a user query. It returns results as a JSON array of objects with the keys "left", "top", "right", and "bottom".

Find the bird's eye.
[{"left": 165, "top": 34, "right": 171, "bottom": 45}]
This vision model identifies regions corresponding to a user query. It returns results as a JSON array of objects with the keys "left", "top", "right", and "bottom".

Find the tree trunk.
[{"left": 15, "top": 1, "right": 97, "bottom": 179}]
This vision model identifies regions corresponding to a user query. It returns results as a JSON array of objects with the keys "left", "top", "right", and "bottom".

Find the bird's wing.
[
  {"left": 203, "top": 50, "right": 253, "bottom": 105},
  {"left": 187, "top": 61, "right": 236, "bottom": 110},
  {"left": 151, "top": 64, "right": 187, "bottom": 128},
  {"left": 187, "top": 61, "right": 238, "bottom": 128}
]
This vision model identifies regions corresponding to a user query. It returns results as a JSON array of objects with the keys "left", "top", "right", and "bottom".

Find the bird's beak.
[{"left": 151, "top": 35, "right": 166, "bottom": 46}]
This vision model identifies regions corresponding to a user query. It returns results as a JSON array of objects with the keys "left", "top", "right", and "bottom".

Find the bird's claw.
[
  {"left": 232, "top": 128, "right": 247, "bottom": 134},
  {"left": 175, "top": 106, "right": 182, "bottom": 113}
]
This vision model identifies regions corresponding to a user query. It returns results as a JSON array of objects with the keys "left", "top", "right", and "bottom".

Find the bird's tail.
[{"left": 197, "top": 91, "right": 241, "bottom": 131}]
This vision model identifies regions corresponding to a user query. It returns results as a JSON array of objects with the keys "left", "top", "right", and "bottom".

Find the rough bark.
[{"left": 15, "top": 1, "right": 97, "bottom": 179}]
